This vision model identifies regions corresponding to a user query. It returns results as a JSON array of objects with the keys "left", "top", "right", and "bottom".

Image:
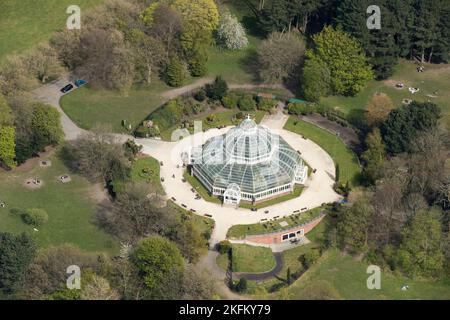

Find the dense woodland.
[{"left": 0, "top": 0, "right": 449, "bottom": 300}]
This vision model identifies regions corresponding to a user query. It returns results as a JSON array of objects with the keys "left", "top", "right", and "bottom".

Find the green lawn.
[
  {"left": 217, "top": 244, "right": 276, "bottom": 273},
  {"left": 183, "top": 170, "right": 222, "bottom": 205},
  {"left": 113, "top": 156, "right": 164, "bottom": 195},
  {"left": 0, "top": 0, "right": 104, "bottom": 61},
  {"left": 0, "top": 150, "right": 118, "bottom": 254},
  {"left": 60, "top": 83, "right": 169, "bottom": 133},
  {"left": 284, "top": 117, "right": 361, "bottom": 185},
  {"left": 284, "top": 249, "right": 450, "bottom": 300},
  {"left": 320, "top": 60, "right": 450, "bottom": 127},
  {"left": 227, "top": 207, "right": 324, "bottom": 239}
]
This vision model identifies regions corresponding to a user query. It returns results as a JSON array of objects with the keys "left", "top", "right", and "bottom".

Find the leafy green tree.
[
  {"left": 238, "top": 95, "right": 257, "bottom": 111},
  {"left": 304, "top": 26, "right": 373, "bottom": 96},
  {"left": 301, "top": 57, "right": 331, "bottom": 101},
  {"left": 303, "top": 249, "right": 320, "bottom": 268},
  {"left": 22, "top": 208, "right": 49, "bottom": 227},
  {"left": 362, "top": 128, "right": 386, "bottom": 184},
  {"left": 31, "top": 103, "right": 64, "bottom": 152},
  {"left": 0, "top": 126, "right": 16, "bottom": 168},
  {"left": 337, "top": 196, "right": 374, "bottom": 252},
  {"left": 172, "top": 0, "right": 219, "bottom": 52},
  {"left": 397, "top": 210, "right": 445, "bottom": 277},
  {"left": 187, "top": 46, "right": 208, "bottom": 77},
  {"left": 165, "top": 56, "right": 185, "bottom": 87},
  {"left": 0, "top": 232, "right": 36, "bottom": 294},
  {"left": 381, "top": 102, "right": 441, "bottom": 155},
  {"left": 133, "top": 236, "right": 184, "bottom": 291}
]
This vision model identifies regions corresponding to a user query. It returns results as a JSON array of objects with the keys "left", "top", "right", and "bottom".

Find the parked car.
[
  {"left": 60, "top": 84, "right": 73, "bottom": 93},
  {"left": 74, "top": 79, "right": 87, "bottom": 87},
  {"left": 251, "top": 207, "right": 257, "bottom": 212}
]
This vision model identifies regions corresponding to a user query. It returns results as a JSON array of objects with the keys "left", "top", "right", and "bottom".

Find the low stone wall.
[{"left": 239, "top": 214, "right": 325, "bottom": 245}]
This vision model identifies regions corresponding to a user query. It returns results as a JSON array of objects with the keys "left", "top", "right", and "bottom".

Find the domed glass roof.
[{"left": 192, "top": 117, "right": 304, "bottom": 195}]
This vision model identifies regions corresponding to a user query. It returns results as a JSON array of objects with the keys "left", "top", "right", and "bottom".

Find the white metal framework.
[{"left": 190, "top": 117, "right": 308, "bottom": 205}]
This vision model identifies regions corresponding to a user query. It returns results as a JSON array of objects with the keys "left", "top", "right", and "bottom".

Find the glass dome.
[{"left": 190, "top": 117, "right": 307, "bottom": 203}]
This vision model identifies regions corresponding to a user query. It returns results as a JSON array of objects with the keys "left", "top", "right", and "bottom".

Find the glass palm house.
[{"left": 188, "top": 117, "right": 308, "bottom": 205}]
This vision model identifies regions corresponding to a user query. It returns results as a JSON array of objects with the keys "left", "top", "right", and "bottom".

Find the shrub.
[
  {"left": 218, "top": 240, "right": 232, "bottom": 254},
  {"left": 287, "top": 102, "right": 315, "bottom": 115},
  {"left": 303, "top": 249, "right": 320, "bottom": 268},
  {"left": 135, "top": 126, "right": 160, "bottom": 138},
  {"left": 257, "top": 97, "right": 277, "bottom": 111},
  {"left": 222, "top": 93, "right": 239, "bottom": 109},
  {"left": 194, "top": 89, "right": 206, "bottom": 102},
  {"left": 188, "top": 47, "right": 208, "bottom": 77},
  {"left": 234, "top": 278, "right": 247, "bottom": 292},
  {"left": 238, "top": 94, "right": 256, "bottom": 111},
  {"left": 165, "top": 56, "right": 185, "bottom": 87},
  {"left": 22, "top": 208, "right": 48, "bottom": 226},
  {"left": 206, "top": 76, "right": 228, "bottom": 100}
]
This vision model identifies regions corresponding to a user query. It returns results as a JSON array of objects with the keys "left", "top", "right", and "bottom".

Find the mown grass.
[
  {"left": 113, "top": 156, "right": 164, "bottom": 195},
  {"left": 0, "top": 150, "right": 118, "bottom": 254},
  {"left": 284, "top": 249, "right": 450, "bottom": 300},
  {"left": 217, "top": 244, "right": 276, "bottom": 273},
  {"left": 284, "top": 117, "right": 361, "bottom": 185},
  {"left": 60, "top": 83, "right": 168, "bottom": 133},
  {"left": 182, "top": 170, "right": 222, "bottom": 205},
  {"left": 0, "top": 0, "right": 104, "bottom": 62}
]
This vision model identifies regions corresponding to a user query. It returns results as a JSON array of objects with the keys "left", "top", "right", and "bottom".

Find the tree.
[
  {"left": 397, "top": 210, "right": 445, "bottom": 277},
  {"left": 216, "top": 12, "right": 249, "bottom": 50},
  {"left": 258, "top": 32, "right": 305, "bottom": 83},
  {"left": 26, "top": 43, "right": 64, "bottom": 83},
  {"left": 0, "top": 126, "right": 16, "bottom": 168},
  {"left": 180, "top": 265, "right": 216, "bottom": 299},
  {"left": 362, "top": 128, "right": 386, "bottom": 184},
  {"left": 206, "top": 76, "right": 228, "bottom": 100},
  {"left": 0, "top": 233, "right": 36, "bottom": 294},
  {"left": 381, "top": 102, "right": 441, "bottom": 155},
  {"left": 150, "top": 4, "right": 183, "bottom": 60},
  {"left": 22, "top": 208, "right": 48, "bottom": 227},
  {"left": 63, "top": 130, "right": 130, "bottom": 184},
  {"left": 129, "top": 30, "right": 166, "bottom": 84},
  {"left": 30, "top": 103, "right": 64, "bottom": 152},
  {"left": 187, "top": 45, "right": 208, "bottom": 77},
  {"left": 303, "top": 249, "right": 321, "bottom": 268},
  {"left": 172, "top": 0, "right": 219, "bottom": 52},
  {"left": 77, "top": 28, "right": 135, "bottom": 92},
  {"left": 165, "top": 56, "right": 186, "bottom": 87},
  {"left": 335, "top": 0, "right": 401, "bottom": 79},
  {"left": 301, "top": 57, "right": 331, "bottom": 101},
  {"left": 19, "top": 244, "right": 98, "bottom": 299},
  {"left": 337, "top": 196, "right": 374, "bottom": 252},
  {"left": 364, "top": 93, "right": 394, "bottom": 128},
  {"left": 234, "top": 278, "right": 248, "bottom": 292},
  {"left": 304, "top": 26, "right": 373, "bottom": 96},
  {"left": 100, "top": 183, "right": 173, "bottom": 242},
  {"left": 80, "top": 274, "right": 120, "bottom": 300},
  {"left": 133, "top": 236, "right": 184, "bottom": 294}
]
